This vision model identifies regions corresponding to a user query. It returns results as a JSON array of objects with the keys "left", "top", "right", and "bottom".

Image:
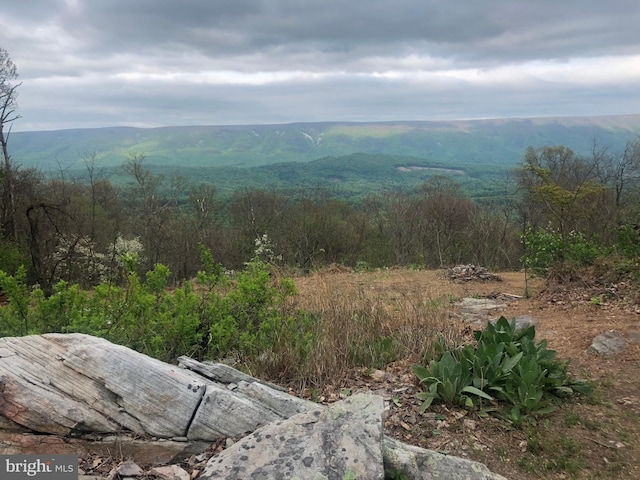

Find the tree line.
[{"left": 1, "top": 140, "right": 639, "bottom": 293}]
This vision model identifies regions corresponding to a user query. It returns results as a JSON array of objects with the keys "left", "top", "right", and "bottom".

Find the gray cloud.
[{"left": 2, "top": 0, "right": 639, "bottom": 131}]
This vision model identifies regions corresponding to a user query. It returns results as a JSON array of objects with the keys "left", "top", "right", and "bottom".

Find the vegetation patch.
[{"left": 413, "top": 317, "right": 591, "bottom": 426}]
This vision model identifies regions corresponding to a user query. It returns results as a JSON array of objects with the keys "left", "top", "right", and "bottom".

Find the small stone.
[
  {"left": 463, "top": 419, "right": 477, "bottom": 431},
  {"left": 148, "top": 465, "right": 190, "bottom": 480},
  {"left": 588, "top": 331, "right": 626, "bottom": 355},
  {"left": 116, "top": 461, "right": 143, "bottom": 477}
]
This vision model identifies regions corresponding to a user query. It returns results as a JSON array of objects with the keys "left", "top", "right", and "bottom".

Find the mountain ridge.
[{"left": 10, "top": 114, "right": 640, "bottom": 173}]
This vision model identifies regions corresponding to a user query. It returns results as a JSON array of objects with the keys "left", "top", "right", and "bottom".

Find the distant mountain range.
[{"left": 11, "top": 114, "right": 640, "bottom": 173}]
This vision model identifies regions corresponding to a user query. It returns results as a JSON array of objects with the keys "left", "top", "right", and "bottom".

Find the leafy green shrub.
[
  {"left": 0, "top": 238, "right": 26, "bottom": 276},
  {"left": 353, "top": 260, "right": 375, "bottom": 273},
  {"left": 413, "top": 316, "right": 590, "bottom": 425},
  {"left": 0, "top": 266, "right": 31, "bottom": 336},
  {"left": 521, "top": 226, "right": 608, "bottom": 277},
  {"left": 615, "top": 224, "right": 640, "bottom": 259},
  {"left": 413, "top": 350, "right": 492, "bottom": 409},
  {"left": 0, "top": 238, "right": 306, "bottom": 368}
]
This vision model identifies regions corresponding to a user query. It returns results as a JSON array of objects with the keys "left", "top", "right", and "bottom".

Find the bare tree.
[
  {"left": 0, "top": 48, "right": 21, "bottom": 241},
  {"left": 608, "top": 136, "right": 640, "bottom": 211}
]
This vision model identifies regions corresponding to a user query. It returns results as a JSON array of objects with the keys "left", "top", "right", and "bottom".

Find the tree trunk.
[{"left": 0, "top": 124, "right": 16, "bottom": 241}]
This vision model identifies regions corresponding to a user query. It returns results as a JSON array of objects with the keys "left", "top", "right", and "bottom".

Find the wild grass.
[{"left": 263, "top": 274, "right": 463, "bottom": 389}]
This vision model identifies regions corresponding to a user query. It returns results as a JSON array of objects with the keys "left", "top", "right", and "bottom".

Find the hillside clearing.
[{"left": 292, "top": 268, "right": 640, "bottom": 480}]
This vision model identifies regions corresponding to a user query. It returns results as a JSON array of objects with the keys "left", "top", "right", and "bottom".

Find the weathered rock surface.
[
  {"left": 177, "top": 356, "right": 286, "bottom": 392},
  {"left": 455, "top": 296, "right": 534, "bottom": 335},
  {"left": 588, "top": 330, "right": 627, "bottom": 355},
  {"left": 0, "top": 333, "right": 314, "bottom": 455},
  {"left": 458, "top": 297, "right": 508, "bottom": 317},
  {"left": 200, "top": 393, "right": 507, "bottom": 480},
  {"left": 1, "top": 334, "right": 508, "bottom": 479},
  {"left": 200, "top": 393, "right": 386, "bottom": 480},
  {"left": 491, "top": 314, "right": 537, "bottom": 333},
  {"left": 383, "top": 436, "right": 508, "bottom": 480},
  {"left": 186, "top": 383, "right": 280, "bottom": 440}
]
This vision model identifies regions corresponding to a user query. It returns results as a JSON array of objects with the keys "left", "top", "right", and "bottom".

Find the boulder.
[
  {"left": 186, "top": 383, "right": 280, "bottom": 440},
  {"left": 199, "top": 393, "right": 509, "bottom": 480},
  {"left": 0, "top": 334, "right": 148, "bottom": 437},
  {"left": 0, "top": 333, "right": 314, "bottom": 455},
  {"left": 456, "top": 298, "right": 508, "bottom": 326},
  {"left": 588, "top": 330, "right": 626, "bottom": 355},
  {"left": 490, "top": 314, "right": 537, "bottom": 333},
  {"left": 200, "top": 393, "right": 386, "bottom": 480},
  {"left": 383, "top": 435, "right": 508, "bottom": 480}
]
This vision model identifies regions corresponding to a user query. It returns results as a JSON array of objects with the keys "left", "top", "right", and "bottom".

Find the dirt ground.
[{"left": 293, "top": 268, "right": 640, "bottom": 480}]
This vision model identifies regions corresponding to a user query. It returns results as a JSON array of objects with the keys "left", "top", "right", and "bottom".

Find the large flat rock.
[
  {"left": 200, "top": 393, "right": 386, "bottom": 480},
  {"left": 0, "top": 334, "right": 314, "bottom": 445},
  {"left": 383, "top": 435, "right": 509, "bottom": 480}
]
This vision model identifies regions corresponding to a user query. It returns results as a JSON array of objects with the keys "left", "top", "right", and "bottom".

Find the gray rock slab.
[
  {"left": 200, "top": 393, "right": 385, "bottom": 480},
  {"left": 186, "top": 383, "right": 281, "bottom": 440},
  {"left": 56, "top": 333, "right": 208, "bottom": 438},
  {"left": 383, "top": 435, "right": 508, "bottom": 480},
  {"left": 236, "top": 380, "right": 317, "bottom": 417},
  {"left": 489, "top": 315, "right": 537, "bottom": 333},
  {"left": 588, "top": 331, "right": 626, "bottom": 355},
  {"left": 458, "top": 298, "right": 507, "bottom": 314},
  {"left": 0, "top": 334, "right": 141, "bottom": 436},
  {"left": 457, "top": 298, "right": 508, "bottom": 326},
  {"left": 0, "top": 333, "right": 319, "bottom": 448},
  {"left": 177, "top": 356, "right": 286, "bottom": 391}
]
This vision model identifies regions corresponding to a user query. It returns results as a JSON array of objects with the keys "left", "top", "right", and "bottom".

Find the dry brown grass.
[
  {"left": 246, "top": 267, "right": 542, "bottom": 389},
  {"left": 284, "top": 269, "right": 466, "bottom": 387}
]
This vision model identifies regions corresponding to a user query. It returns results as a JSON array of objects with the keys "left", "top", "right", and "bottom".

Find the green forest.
[{"left": 3, "top": 140, "right": 640, "bottom": 287}]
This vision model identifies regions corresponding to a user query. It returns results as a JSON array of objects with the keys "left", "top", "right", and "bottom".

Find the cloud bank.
[{"left": 2, "top": 0, "right": 640, "bottom": 131}]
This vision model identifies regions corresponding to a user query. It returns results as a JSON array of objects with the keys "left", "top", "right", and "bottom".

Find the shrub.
[
  {"left": 521, "top": 226, "right": 609, "bottom": 277},
  {"left": 413, "top": 316, "right": 591, "bottom": 425},
  {"left": 0, "top": 238, "right": 304, "bottom": 366}
]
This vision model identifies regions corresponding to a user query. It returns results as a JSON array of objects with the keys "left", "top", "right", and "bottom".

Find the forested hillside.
[
  {"left": 11, "top": 115, "right": 640, "bottom": 203},
  {"left": 12, "top": 115, "right": 640, "bottom": 172}
]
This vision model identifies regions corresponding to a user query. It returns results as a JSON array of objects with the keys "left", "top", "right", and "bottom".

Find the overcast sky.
[{"left": 2, "top": 0, "right": 640, "bottom": 131}]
